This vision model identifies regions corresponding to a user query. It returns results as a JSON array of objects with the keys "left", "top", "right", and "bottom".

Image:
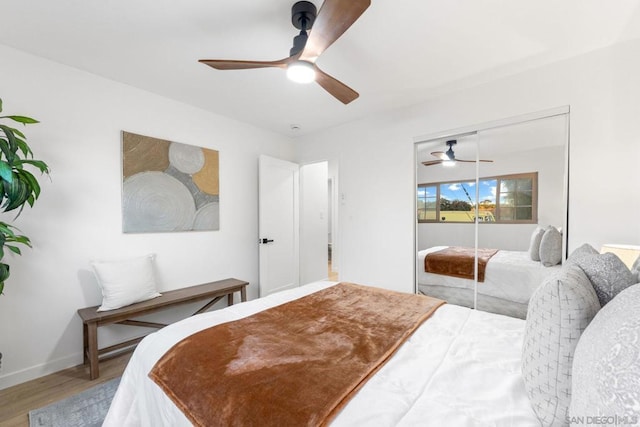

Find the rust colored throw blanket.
[
  {"left": 424, "top": 246, "right": 499, "bottom": 282},
  {"left": 149, "top": 282, "right": 445, "bottom": 427}
]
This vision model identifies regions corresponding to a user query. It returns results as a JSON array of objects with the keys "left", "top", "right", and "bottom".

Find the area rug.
[{"left": 29, "top": 377, "right": 120, "bottom": 427}]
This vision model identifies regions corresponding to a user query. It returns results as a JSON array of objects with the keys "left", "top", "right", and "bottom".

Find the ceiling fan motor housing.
[
  {"left": 446, "top": 140, "right": 457, "bottom": 159},
  {"left": 290, "top": 1, "right": 317, "bottom": 56},
  {"left": 291, "top": 1, "right": 317, "bottom": 30}
]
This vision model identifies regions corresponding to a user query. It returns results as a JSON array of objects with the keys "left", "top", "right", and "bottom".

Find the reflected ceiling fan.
[
  {"left": 199, "top": 0, "right": 370, "bottom": 104},
  {"left": 422, "top": 140, "right": 494, "bottom": 167}
]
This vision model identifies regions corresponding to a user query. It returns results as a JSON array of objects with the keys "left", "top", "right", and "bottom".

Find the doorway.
[{"left": 259, "top": 156, "right": 335, "bottom": 296}]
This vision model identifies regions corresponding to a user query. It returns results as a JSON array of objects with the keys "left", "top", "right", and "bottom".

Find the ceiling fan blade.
[
  {"left": 299, "top": 0, "right": 371, "bottom": 63},
  {"left": 430, "top": 151, "right": 448, "bottom": 160},
  {"left": 422, "top": 160, "right": 444, "bottom": 166},
  {"left": 455, "top": 159, "right": 495, "bottom": 163},
  {"left": 199, "top": 57, "right": 292, "bottom": 70},
  {"left": 313, "top": 65, "right": 359, "bottom": 104}
]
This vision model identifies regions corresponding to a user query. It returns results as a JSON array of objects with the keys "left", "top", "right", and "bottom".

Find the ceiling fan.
[
  {"left": 198, "top": 0, "right": 370, "bottom": 105},
  {"left": 422, "top": 140, "right": 494, "bottom": 167}
]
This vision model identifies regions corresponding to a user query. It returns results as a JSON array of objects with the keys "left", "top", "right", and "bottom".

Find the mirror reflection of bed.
[{"left": 415, "top": 111, "right": 568, "bottom": 319}]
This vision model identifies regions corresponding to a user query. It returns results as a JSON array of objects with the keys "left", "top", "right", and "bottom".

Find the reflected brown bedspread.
[
  {"left": 149, "top": 282, "right": 445, "bottom": 427},
  {"left": 424, "top": 246, "right": 499, "bottom": 282}
]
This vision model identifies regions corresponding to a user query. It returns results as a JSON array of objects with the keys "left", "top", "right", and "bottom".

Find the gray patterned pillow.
[
  {"left": 571, "top": 252, "right": 636, "bottom": 307},
  {"left": 632, "top": 256, "right": 640, "bottom": 282},
  {"left": 529, "top": 226, "right": 546, "bottom": 261},
  {"left": 539, "top": 226, "right": 562, "bottom": 267},
  {"left": 522, "top": 265, "right": 601, "bottom": 427},
  {"left": 567, "top": 243, "right": 599, "bottom": 263},
  {"left": 570, "top": 283, "right": 640, "bottom": 423}
]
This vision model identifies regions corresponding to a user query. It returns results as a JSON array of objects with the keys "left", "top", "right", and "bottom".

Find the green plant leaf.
[
  {"left": 0, "top": 263, "right": 10, "bottom": 285},
  {"left": 0, "top": 264, "right": 9, "bottom": 280},
  {"left": 20, "top": 159, "right": 50, "bottom": 174},
  {"left": 15, "top": 137, "right": 31, "bottom": 157},
  {"left": 0, "top": 116, "right": 39, "bottom": 124},
  {"left": 6, "top": 245, "right": 22, "bottom": 255},
  {"left": 0, "top": 137, "right": 15, "bottom": 163},
  {"left": 8, "top": 127, "right": 26, "bottom": 140},
  {"left": 17, "top": 169, "right": 40, "bottom": 199},
  {"left": 0, "top": 125, "right": 18, "bottom": 158},
  {"left": 0, "top": 98, "right": 3, "bottom": 113},
  {"left": 3, "top": 176, "right": 28, "bottom": 212},
  {"left": 0, "top": 161, "right": 12, "bottom": 183}
]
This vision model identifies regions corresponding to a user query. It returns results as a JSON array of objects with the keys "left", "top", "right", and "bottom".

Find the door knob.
[{"left": 260, "top": 238, "right": 274, "bottom": 244}]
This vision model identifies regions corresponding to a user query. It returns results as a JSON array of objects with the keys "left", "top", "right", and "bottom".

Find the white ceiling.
[{"left": 2, "top": 0, "right": 640, "bottom": 137}]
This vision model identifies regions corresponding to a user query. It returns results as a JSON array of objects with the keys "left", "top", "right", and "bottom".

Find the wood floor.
[
  {"left": 0, "top": 352, "right": 131, "bottom": 427},
  {"left": 328, "top": 260, "right": 338, "bottom": 281}
]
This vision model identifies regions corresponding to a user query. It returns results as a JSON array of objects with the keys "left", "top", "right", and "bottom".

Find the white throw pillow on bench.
[{"left": 91, "top": 253, "right": 162, "bottom": 311}]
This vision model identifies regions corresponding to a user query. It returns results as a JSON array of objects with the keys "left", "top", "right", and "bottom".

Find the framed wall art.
[{"left": 121, "top": 131, "right": 219, "bottom": 233}]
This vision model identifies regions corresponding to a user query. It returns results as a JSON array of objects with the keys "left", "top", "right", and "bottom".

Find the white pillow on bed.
[
  {"left": 91, "top": 254, "right": 162, "bottom": 311},
  {"left": 521, "top": 264, "right": 600, "bottom": 427},
  {"left": 539, "top": 226, "right": 562, "bottom": 267},
  {"left": 528, "top": 226, "right": 546, "bottom": 262},
  {"left": 570, "top": 283, "right": 640, "bottom": 421}
]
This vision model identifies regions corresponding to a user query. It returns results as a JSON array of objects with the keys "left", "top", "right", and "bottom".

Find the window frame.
[{"left": 417, "top": 171, "right": 538, "bottom": 224}]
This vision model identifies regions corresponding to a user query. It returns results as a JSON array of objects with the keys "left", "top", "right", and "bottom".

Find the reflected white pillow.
[{"left": 91, "top": 254, "right": 162, "bottom": 311}]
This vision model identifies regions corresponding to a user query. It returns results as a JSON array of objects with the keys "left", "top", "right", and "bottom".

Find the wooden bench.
[{"left": 77, "top": 278, "right": 248, "bottom": 380}]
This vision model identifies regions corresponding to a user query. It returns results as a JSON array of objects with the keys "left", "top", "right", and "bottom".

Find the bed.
[
  {"left": 103, "top": 280, "right": 539, "bottom": 426},
  {"left": 418, "top": 246, "right": 562, "bottom": 319}
]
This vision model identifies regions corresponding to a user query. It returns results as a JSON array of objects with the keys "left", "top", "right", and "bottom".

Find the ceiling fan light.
[
  {"left": 443, "top": 159, "right": 456, "bottom": 167},
  {"left": 287, "top": 61, "right": 316, "bottom": 84}
]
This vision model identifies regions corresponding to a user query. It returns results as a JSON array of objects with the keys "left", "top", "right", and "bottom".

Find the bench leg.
[
  {"left": 86, "top": 322, "right": 99, "bottom": 380},
  {"left": 82, "top": 324, "right": 89, "bottom": 365},
  {"left": 227, "top": 292, "right": 233, "bottom": 306},
  {"left": 240, "top": 286, "right": 247, "bottom": 302}
]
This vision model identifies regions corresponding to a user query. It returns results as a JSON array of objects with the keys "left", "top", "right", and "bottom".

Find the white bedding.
[
  {"left": 418, "top": 246, "right": 561, "bottom": 304},
  {"left": 104, "top": 281, "right": 538, "bottom": 426}
]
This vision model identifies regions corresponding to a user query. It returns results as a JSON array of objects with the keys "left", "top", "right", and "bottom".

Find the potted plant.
[{"left": 0, "top": 98, "right": 50, "bottom": 294}]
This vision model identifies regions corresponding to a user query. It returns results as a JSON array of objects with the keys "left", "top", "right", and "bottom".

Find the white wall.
[
  {"left": 296, "top": 38, "right": 640, "bottom": 294},
  {"left": 0, "top": 45, "right": 294, "bottom": 389}
]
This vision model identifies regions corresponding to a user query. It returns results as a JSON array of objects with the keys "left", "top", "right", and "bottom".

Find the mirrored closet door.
[{"left": 415, "top": 108, "right": 569, "bottom": 319}]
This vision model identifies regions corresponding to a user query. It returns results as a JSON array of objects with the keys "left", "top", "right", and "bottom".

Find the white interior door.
[{"left": 258, "top": 155, "right": 299, "bottom": 296}]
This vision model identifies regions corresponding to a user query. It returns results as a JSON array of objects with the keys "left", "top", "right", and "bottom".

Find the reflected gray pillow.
[
  {"left": 571, "top": 252, "right": 636, "bottom": 307},
  {"left": 522, "top": 265, "right": 600, "bottom": 427},
  {"left": 528, "top": 226, "right": 546, "bottom": 261},
  {"left": 539, "top": 226, "right": 562, "bottom": 267},
  {"left": 570, "top": 283, "right": 640, "bottom": 422}
]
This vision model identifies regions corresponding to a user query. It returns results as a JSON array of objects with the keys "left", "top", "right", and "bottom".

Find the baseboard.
[{"left": 0, "top": 352, "right": 83, "bottom": 391}]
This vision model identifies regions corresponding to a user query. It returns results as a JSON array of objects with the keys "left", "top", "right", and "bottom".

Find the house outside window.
[{"left": 417, "top": 172, "right": 538, "bottom": 224}]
